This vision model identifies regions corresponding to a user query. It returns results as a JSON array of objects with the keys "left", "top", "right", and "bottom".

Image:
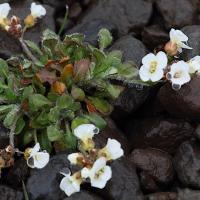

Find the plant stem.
[
  {"left": 10, "top": 113, "right": 22, "bottom": 149},
  {"left": 18, "top": 38, "right": 39, "bottom": 63},
  {"left": 33, "top": 129, "right": 38, "bottom": 144},
  {"left": 21, "top": 26, "right": 27, "bottom": 39},
  {"left": 58, "top": 5, "right": 69, "bottom": 36},
  {"left": 64, "top": 118, "right": 71, "bottom": 134}
]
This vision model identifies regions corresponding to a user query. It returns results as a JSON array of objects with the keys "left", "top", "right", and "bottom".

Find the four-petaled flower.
[
  {"left": 166, "top": 61, "right": 191, "bottom": 88},
  {"left": 169, "top": 28, "right": 192, "bottom": 53},
  {"left": 30, "top": 2, "right": 46, "bottom": 19},
  {"left": 98, "top": 138, "right": 124, "bottom": 161},
  {"left": 187, "top": 57, "right": 200, "bottom": 74},
  {"left": 139, "top": 51, "right": 167, "bottom": 82},
  {"left": 81, "top": 157, "right": 112, "bottom": 189},
  {"left": 60, "top": 172, "right": 82, "bottom": 196},
  {"left": 0, "top": 3, "right": 11, "bottom": 27},
  {"left": 27, "top": 143, "right": 49, "bottom": 169}
]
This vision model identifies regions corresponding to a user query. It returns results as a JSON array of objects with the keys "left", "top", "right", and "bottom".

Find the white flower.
[
  {"left": 68, "top": 153, "right": 84, "bottom": 165},
  {"left": 27, "top": 143, "right": 49, "bottom": 169},
  {"left": 30, "top": 2, "right": 46, "bottom": 18},
  {"left": 0, "top": 3, "right": 11, "bottom": 25},
  {"left": 98, "top": 138, "right": 123, "bottom": 161},
  {"left": 60, "top": 172, "right": 81, "bottom": 196},
  {"left": 169, "top": 28, "right": 192, "bottom": 53},
  {"left": 74, "top": 124, "right": 99, "bottom": 147},
  {"left": 81, "top": 157, "right": 112, "bottom": 189},
  {"left": 187, "top": 58, "right": 200, "bottom": 74},
  {"left": 166, "top": 61, "right": 191, "bottom": 87},
  {"left": 139, "top": 51, "right": 167, "bottom": 82}
]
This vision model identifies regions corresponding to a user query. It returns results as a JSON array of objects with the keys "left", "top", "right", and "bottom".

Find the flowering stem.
[
  {"left": 58, "top": 5, "right": 69, "bottom": 36},
  {"left": 21, "top": 26, "right": 27, "bottom": 39},
  {"left": 10, "top": 113, "right": 22, "bottom": 149},
  {"left": 18, "top": 38, "right": 39, "bottom": 63},
  {"left": 33, "top": 129, "right": 38, "bottom": 144},
  {"left": 77, "top": 141, "right": 88, "bottom": 157}
]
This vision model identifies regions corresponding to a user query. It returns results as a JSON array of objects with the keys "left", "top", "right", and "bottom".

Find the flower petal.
[
  {"left": 0, "top": 3, "right": 11, "bottom": 19},
  {"left": 81, "top": 167, "right": 90, "bottom": 179},
  {"left": 139, "top": 65, "right": 150, "bottom": 81},
  {"left": 31, "top": 2, "right": 46, "bottom": 18},
  {"left": 91, "top": 179, "right": 107, "bottom": 189},
  {"left": 142, "top": 53, "right": 156, "bottom": 67},
  {"left": 34, "top": 152, "right": 49, "bottom": 168},
  {"left": 156, "top": 51, "right": 167, "bottom": 69},
  {"left": 150, "top": 68, "right": 164, "bottom": 82},
  {"left": 100, "top": 166, "right": 112, "bottom": 181},
  {"left": 180, "top": 42, "right": 192, "bottom": 49}
]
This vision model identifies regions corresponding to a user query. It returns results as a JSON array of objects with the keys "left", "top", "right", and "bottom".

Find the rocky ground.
[{"left": 1, "top": 0, "right": 200, "bottom": 199}]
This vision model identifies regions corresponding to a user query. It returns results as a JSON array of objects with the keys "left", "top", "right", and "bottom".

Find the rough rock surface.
[
  {"left": 41, "top": 0, "right": 76, "bottom": 10},
  {"left": 66, "top": 0, "right": 153, "bottom": 38},
  {"left": 177, "top": 188, "right": 200, "bottom": 200},
  {"left": 139, "top": 171, "right": 158, "bottom": 192},
  {"left": 180, "top": 25, "right": 200, "bottom": 61},
  {"left": 173, "top": 140, "right": 200, "bottom": 189},
  {"left": 6, "top": 157, "right": 30, "bottom": 188},
  {"left": 129, "top": 149, "right": 175, "bottom": 186},
  {"left": 157, "top": 76, "right": 200, "bottom": 122},
  {"left": 0, "top": 0, "right": 55, "bottom": 59},
  {"left": 93, "top": 116, "right": 131, "bottom": 156},
  {"left": 63, "top": 190, "right": 103, "bottom": 200},
  {"left": 145, "top": 192, "right": 178, "bottom": 200},
  {"left": 141, "top": 25, "right": 169, "bottom": 51},
  {"left": 26, "top": 150, "right": 75, "bottom": 200},
  {"left": 0, "top": 185, "right": 24, "bottom": 200},
  {"left": 94, "top": 157, "right": 144, "bottom": 200},
  {"left": 155, "top": 0, "right": 198, "bottom": 30},
  {"left": 125, "top": 116, "right": 195, "bottom": 154}
]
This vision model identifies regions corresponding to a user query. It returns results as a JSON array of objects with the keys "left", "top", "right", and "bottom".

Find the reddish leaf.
[
  {"left": 45, "top": 60, "right": 58, "bottom": 70},
  {"left": 51, "top": 81, "right": 66, "bottom": 95},
  {"left": 74, "top": 59, "right": 90, "bottom": 82},
  {"left": 60, "top": 64, "right": 74, "bottom": 82},
  {"left": 21, "top": 99, "right": 30, "bottom": 113},
  {"left": 20, "top": 77, "right": 32, "bottom": 85},
  {"left": 37, "top": 68, "right": 57, "bottom": 85},
  {"left": 84, "top": 99, "right": 98, "bottom": 114}
]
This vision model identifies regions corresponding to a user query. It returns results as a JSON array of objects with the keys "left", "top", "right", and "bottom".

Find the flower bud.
[
  {"left": 5, "top": 145, "right": 14, "bottom": 154},
  {"left": 87, "top": 138, "right": 95, "bottom": 151},
  {"left": 24, "top": 14, "right": 35, "bottom": 27},
  {"left": 15, "top": 24, "right": 22, "bottom": 32},
  {"left": 4, "top": 25, "right": 10, "bottom": 32},
  {"left": 0, "top": 156, "right": 5, "bottom": 168},
  {"left": 164, "top": 41, "right": 178, "bottom": 56},
  {"left": 10, "top": 16, "right": 20, "bottom": 25},
  {"left": 24, "top": 147, "right": 31, "bottom": 160},
  {"left": 89, "top": 148, "right": 98, "bottom": 158}
]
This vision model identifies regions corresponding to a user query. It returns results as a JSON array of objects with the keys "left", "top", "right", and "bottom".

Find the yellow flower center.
[
  {"left": 174, "top": 72, "right": 182, "bottom": 78},
  {"left": 94, "top": 168, "right": 105, "bottom": 179},
  {"left": 149, "top": 62, "right": 157, "bottom": 73}
]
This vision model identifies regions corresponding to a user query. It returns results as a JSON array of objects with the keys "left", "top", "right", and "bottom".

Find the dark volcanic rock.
[
  {"left": 173, "top": 140, "right": 200, "bottom": 189},
  {"left": 155, "top": 0, "right": 198, "bottom": 30},
  {"left": 141, "top": 25, "right": 169, "bottom": 51},
  {"left": 68, "top": 2, "right": 82, "bottom": 21},
  {"left": 64, "top": 19, "right": 117, "bottom": 47},
  {"left": 125, "top": 116, "right": 195, "bottom": 155},
  {"left": 56, "top": 17, "right": 75, "bottom": 33},
  {"left": 0, "top": 185, "right": 24, "bottom": 200},
  {"left": 129, "top": 149, "right": 175, "bottom": 186},
  {"left": 63, "top": 190, "right": 103, "bottom": 200},
  {"left": 177, "top": 188, "right": 200, "bottom": 200},
  {"left": 108, "top": 35, "right": 148, "bottom": 68},
  {"left": 41, "top": 0, "right": 76, "bottom": 10},
  {"left": 26, "top": 150, "right": 75, "bottom": 200},
  {"left": 93, "top": 116, "right": 131, "bottom": 156},
  {"left": 157, "top": 75, "right": 200, "bottom": 122},
  {"left": 6, "top": 157, "right": 30, "bottom": 188},
  {"left": 180, "top": 25, "right": 200, "bottom": 61},
  {"left": 67, "top": 0, "right": 153, "bottom": 38},
  {"left": 145, "top": 192, "right": 178, "bottom": 200},
  {"left": 139, "top": 171, "right": 158, "bottom": 192},
  {"left": 94, "top": 157, "right": 144, "bottom": 200},
  {"left": 0, "top": 0, "right": 55, "bottom": 59}
]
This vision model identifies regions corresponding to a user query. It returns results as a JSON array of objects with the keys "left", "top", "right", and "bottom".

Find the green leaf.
[
  {"left": 4, "top": 106, "right": 19, "bottom": 127},
  {"left": 68, "top": 102, "right": 81, "bottom": 112},
  {"left": 71, "top": 86, "right": 85, "bottom": 101},
  {"left": 47, "top": 93, "right": 60, "bottom": 101},
  {"left": 71, "top": 118, "right": 90, "bottom": 133},
  {"left": 37, "top": 111, "right": 51, "bottom": 125},
  {"left": 43, "top": 29, "right": 58, "bottom": 38},
  {"left": 118, "top": 62, "right": 138, "bottom": 76},
  {"left": 106, "top": 50, "right": 122, "bottom": 59},
  {"left": 106, "top": 84, "right": 124, "bottom": 99},
  {"left": 48, "top": 106, "right": 60, "bottom": 122},
  {"left": 29, "top": 113, "right": 49, "bottom": 129},
  {"left": 47, "top": 122, "right": 63, "bottom": 141},
  {"left": 98, "top": 28, "right": 113, "bottom": 50},
  {"left": 0, "top": 58, "right": 9, "bottom": 77},
  {"left": 0, "top": 104, "right": 15, "bottom": 114},
  {"left": 91, "top": 48, "right": 106, "bottom": 67},
  {"left": 42, "top": 38, "right": 59, "bottom": 59},
  {"left": 21, "top": 86, "right": 34, "bottom": 102},
  {"left": 64, "top": 33, "right": 85, "bottom": 44},
  {"left": 15, "top": 115, "right": 25, "bottom": 134},
  {"left": 38, "top": 130, "right": 52, "bottom": 154},
  {"left": 24, "top": 40, "right": 43, "bottom": 56},
  {"left": 0, "top": 76, "right": 8, "bottom": 93},
  {"left": 83, "top": 113, "right": 107, "bottom": 130},
  {"left": 74, "top": 45, "right": 90, "bottom": 61},
  {"left": 87, "top": 96, "right": 113, "bottom": 115},
  {"left": 0, "top": 113, "right": 7, "bottom": 120},
  {"left": 64, "top": 131, "right": 77, "bottom": 149},
  {"left": 29, "top": 94, "right": 52, "bottom": 108},
  {"left": 23, "top": 129, "right": 34, "bottom": 146},
  {"left": 57, "top": 94, "right": 73, "bottom": 109}
]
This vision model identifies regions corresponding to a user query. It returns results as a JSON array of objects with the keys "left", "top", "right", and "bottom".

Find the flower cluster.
[
  {"left": 60, "top": 124, "right": 124, "bottom": 196},
  {"left": 139, "top": 28, "right": 200, "bottom": 90},
  {"left": 0, "top": 2, "right": 46, "bottom": 38}
]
